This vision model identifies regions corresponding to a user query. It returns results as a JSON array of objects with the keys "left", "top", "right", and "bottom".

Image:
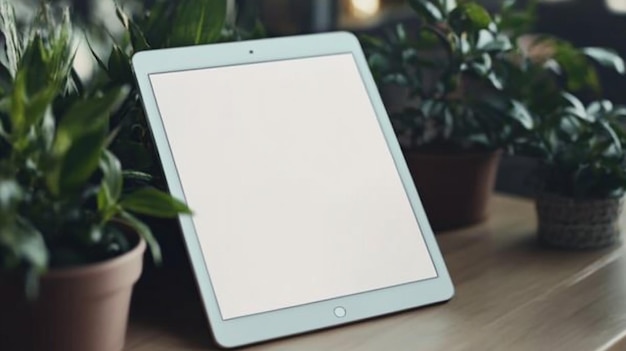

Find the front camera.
[{"left": 249, "top": 50, "right": 254, "bottom": 54}]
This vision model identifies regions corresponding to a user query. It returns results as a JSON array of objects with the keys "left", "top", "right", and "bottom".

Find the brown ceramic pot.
[
  {"left": 0, "top": 233, "right": 146, "bottom": 351},
  {"left": 404, "top": 150, "right": 502, "bottom": 232},
  {"left": 536, "top": 194, "right": 623, "bottom": 249}
]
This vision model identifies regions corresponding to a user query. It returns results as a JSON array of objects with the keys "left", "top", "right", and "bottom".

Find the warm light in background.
[
  {"left": 350, "top": 0, "right": 381, "bottom": 18},
  {"left": 606, "top": 0, "right": 626, "bottom": 13}
]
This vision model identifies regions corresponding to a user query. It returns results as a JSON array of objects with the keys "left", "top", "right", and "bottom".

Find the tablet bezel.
[{"left": 132, "top": 31, "right": 454, "bottom": 348}]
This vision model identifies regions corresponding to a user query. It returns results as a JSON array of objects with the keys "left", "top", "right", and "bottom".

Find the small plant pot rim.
[
  {"left": 35, "top": 232, "right": 147, "bottom": 298},
  {"left": 42, "top": 234, "right": 146, "bottom": 280}
]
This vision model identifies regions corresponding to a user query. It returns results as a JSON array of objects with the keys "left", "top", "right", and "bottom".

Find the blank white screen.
[{"left": 149, "top": 53, "right": 437, "bottom": 320}]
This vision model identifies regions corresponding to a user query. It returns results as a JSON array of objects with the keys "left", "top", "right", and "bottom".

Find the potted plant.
[
  {"left": 0, "top": 4, "right": 190, "bottom": 351},
  {"left": 499, "top": 25, "right": 626, "bottom": 248},
  {"left": 523, "top": 95, "right": 626, "bottom": 249},
  {"left": 362, "top": 0, "right": 534, "bottom": 230},
  {"left": 508, "top": 37, "right": 626, "bottom": 248}
]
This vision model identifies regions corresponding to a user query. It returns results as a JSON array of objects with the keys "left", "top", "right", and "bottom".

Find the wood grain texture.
[{"left": 125, "top": 195, "right": 626, "bottom": 351}]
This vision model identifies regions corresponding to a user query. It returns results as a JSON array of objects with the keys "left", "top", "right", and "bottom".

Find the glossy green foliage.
[
  {"left": 514, "top": 36, "right": 625, "bottom": 95},
  {"left": 363, "top": 0, "right": 534, "bottom": 151},
  {"left": 0, "top": 1, "right": 191, "bottom": 296},
  {"left": 523, "top": 95, "right": 626, "bottom": 198},
  {"left": 91, "top": 0, "right": 264, "bottom": 181},
  {"left": 499, "top": 24, "right": 626, "bottom": 199}
]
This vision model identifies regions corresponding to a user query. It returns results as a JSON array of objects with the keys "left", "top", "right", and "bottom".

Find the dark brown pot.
[
  {"left": 404, "top": 150, "right": 502, "bottom": 232},
  {"left": 536, "top": 194, "right": 623, "bottom": 249},
  {"left": 0, "top": 234, "right": 146, "bottom": 351}
]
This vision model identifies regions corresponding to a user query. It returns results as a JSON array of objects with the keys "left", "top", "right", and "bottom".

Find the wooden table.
[{"left": 125, "top": 194, "right": 626, "bottom": 351}]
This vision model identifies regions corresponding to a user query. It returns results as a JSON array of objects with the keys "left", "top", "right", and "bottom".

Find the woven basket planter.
[{"left": 536, "top": 194, "right": 624, "bottom": 249}]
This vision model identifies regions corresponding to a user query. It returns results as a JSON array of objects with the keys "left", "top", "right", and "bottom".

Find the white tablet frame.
[{"left": 132, "top": 31, "right": 454, "bottom": 348}]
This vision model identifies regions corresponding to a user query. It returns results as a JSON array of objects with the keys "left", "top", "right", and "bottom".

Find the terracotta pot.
[
  {"left": 404, "top": 150, "right": 502, "bottom": 231},
  {"left": 0, "top": 233, "right": 146, "bottom": 351},
  {"left": 536, "top": 194, "right": 623, "bottom": 249}
]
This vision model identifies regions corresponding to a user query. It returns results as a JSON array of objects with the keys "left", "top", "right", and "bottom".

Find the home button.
[{"left": 333, "top": 306, "right": 346, "bottom": 318}]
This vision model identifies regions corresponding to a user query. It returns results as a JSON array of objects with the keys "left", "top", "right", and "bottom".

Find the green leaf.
[
  {"left": 69, "top": 68, "right": 84, "bottom": 96},
  {"left": 122, "top": 170, "right": 153, "bottom": 182},
  {"left": 479, "top": 35, "right": 513, "bottom": 52},
  {"left": 0, "top": 177, "right": 21, "bottom": 218},
  {"left": 0, "top": 217, "right": 48, "bottom": 272},
  {"left": 129, "top": 21, "right": 151, "bottom": 52},
  {"left": 107, "top": 45, "right": 132, "bottom": 84},
  {"left": 117, "top": 210, "right": 161, "bottom": 264},
  {"left": 509, "top": 100, "right": 533, "bottom": 129},
  {"left": 120, "top": 187, "right": 191, "bottom": 218},
  {"left": 587, "top": 100, "right": 613, "bottom": 115},
  {"left": 57, "top": 128, "right": 106, "bottom": 193},
  {"left": 55, "top": 88, "right": 121, "bottom": 145},
  {"left": 6, "top": 67, "right": 57, "bottom": 151},
  {"left": 408, "top": 0, "right": 443, "bottom": 23},
  {"left": 87, "top": 40, "right": 108, "bottom": 73},
  {"left": 395, "top": 23, "right": 407, "bottom": 43},
  {"left": 360, "top": 34, "right": 385, "bottom": 51},
  {"left": 115, "top": 4, "right": 151, "bottom": 52},
  {"left": 24, "top": 87, "right": 56, "bottom": 133},
  {"left": 48, "top": 90, "right": 121, "bottom": 194},
  {"left": 416, "top": 26, "right": 449, "bottom": 50},
  {"left": 0, "top": 0, "right": 22, "bottom": 77},
  {"left": 139, "top": 1, "right": 173, "bottom": 48},
  {"left": 100, "top": 150, "right": 123, "bottom": 202},
  {"left": 553, "top": 41, "right": 600, "bottom": 92},
  {"left": 487, "top": 72, "right": 503, "bottom": 90},
  {"left": 368, "top": 53, "right": 390, "bottom": 72},
  {"left": 0, "top": 62, "right": 13, "bottom": 96},
  {"left": 20, "top": 28, "right": 73, "bottom": 97},
  {"left": 9, "top": 69, "right": 27, "bottom": 137},
  {"left": 110, "top": 140, "right": 154, "bottom": 171},
  {"left": 97, "top": 181, "right": 113, "bottom": 213},
  {"left": 562, "top": 92, "right": 592, "bottom": 122},
  {"left": 168, "top": 0, "right": 227, "bottom": 47},
  {"left": 600, "top": 121, "right": 622, "bottom": 154},
  {"left": 582, "top": 47, "right": 625, "bottom": 74},
  {"left": 449, "top": 2, "right": 492, "bottom": 34},
  {"left": 115, "top": 4, "right": 130, "bottom": 29},
  {"left": 501, "top": 0, "right": 517, "bottom": 10},
  {"left": 382, "top": 73, "right": 409, "bottom": 86},
  {"left": 611, "top": 107, "right": 626, "bottom": 119}
]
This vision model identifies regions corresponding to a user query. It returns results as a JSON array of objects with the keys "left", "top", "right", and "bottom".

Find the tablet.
[{"left": 132, "top": 31, "right": 454, "bottom": 348}]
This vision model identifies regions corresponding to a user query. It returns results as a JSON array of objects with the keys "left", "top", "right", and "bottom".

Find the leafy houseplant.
[
  {"left": 498, "top": 20, "right": 626, "bottom": 248},
  {"left": 365, "top": 0, "right": 534, "bottom": 151},
  {"left": 533, "top": 97, "right": 626, "bottom": 199},
  {"left": 95, "top": 0, "right": 264, "bottom": 177},
  {"left": 521, "top": 95, "right": 626, "bottom": 249},
  {"left": 362, "top": 0, "right": 534, "bottom": 230},
  {"left": 88, "top": 0, "right": 264, "bottom": 265},
  {"left": 0, "top": 3, "right": 190, "bottom": 351}
]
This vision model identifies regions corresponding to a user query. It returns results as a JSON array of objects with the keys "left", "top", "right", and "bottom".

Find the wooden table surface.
[{"left": 125, "top": 194, "right": 626, "bottom": 351}]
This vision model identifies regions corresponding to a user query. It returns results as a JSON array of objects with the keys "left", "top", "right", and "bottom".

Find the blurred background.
[
  {"left": 33, "top": 0, "right": 621, "bottom": 105},
  {"left": 14, "top": 0, "right": 625, "bottom": 104},
  {"left": 244, "top": 0, "right": 626, "bottom": 103},
  {"left": 11, "top": 0, "right": 626, "bottom": 197}
]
